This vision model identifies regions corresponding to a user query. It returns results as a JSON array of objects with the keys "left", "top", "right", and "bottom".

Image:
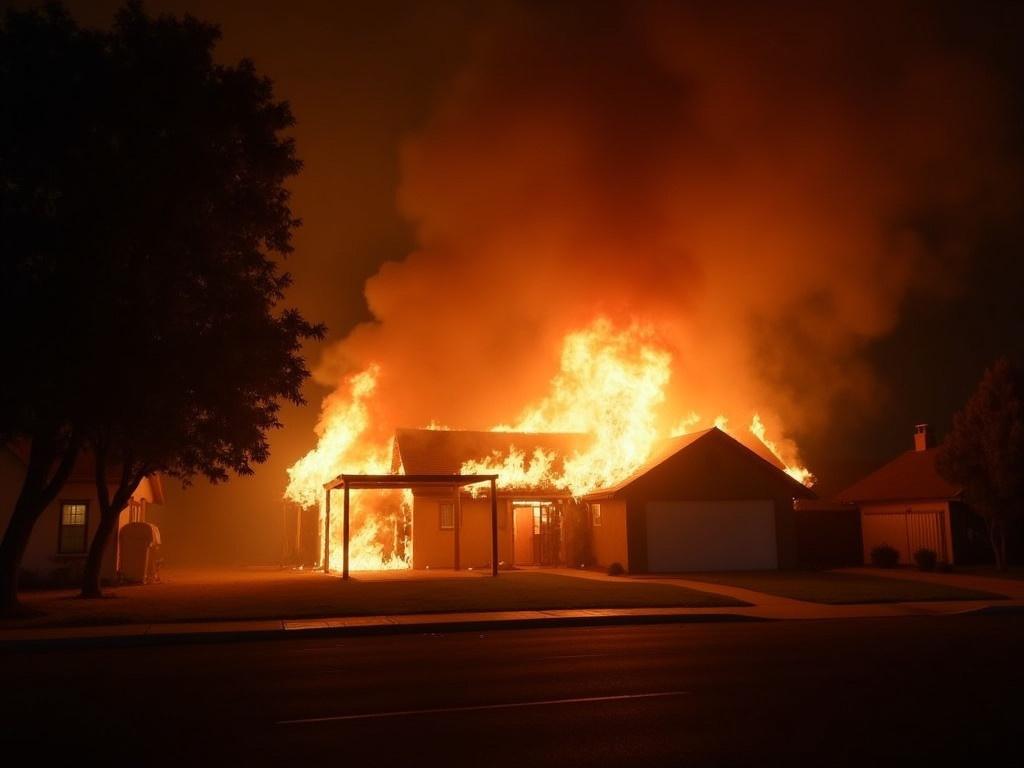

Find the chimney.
[{"left": 914, "top": 423, "right": 930, "bottom": 452}]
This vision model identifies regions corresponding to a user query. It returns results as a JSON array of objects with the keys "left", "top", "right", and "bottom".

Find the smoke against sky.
[{"left": 314, "top": 1, "right": 1018, "bottom": 455}]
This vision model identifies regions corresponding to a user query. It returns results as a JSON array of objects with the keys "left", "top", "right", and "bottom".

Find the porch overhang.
[{"left": 322, "top": 473, "right": 500, "bottom": 579}]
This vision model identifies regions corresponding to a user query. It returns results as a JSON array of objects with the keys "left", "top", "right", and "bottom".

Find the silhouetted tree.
[
  {"left": 0, "top": 4, "right": 103, "bottom": 614},
  {"left": 936, "top": 358, "right": 1024, "bottom": 570},
  {"left": 0, "top": 3, "right": 324, "bottom": 610}
]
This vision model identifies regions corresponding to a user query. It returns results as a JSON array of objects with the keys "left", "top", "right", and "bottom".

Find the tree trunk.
[
  {"left": 80, "top": 449, "right": 144, "bottom": 599},
  {"left": 80, "top": 509, "right": 119, "bottom": 598},
  {"left": 0, "top": 431, "right": 81, "bottom": 616},
  {"left": 989, "top": 519, "right": 1006, "bottom": 572},
  {"left": 998, "top": 521, "right": 1008, "bottom": 572},
  {"left": 0, "top": 499, "right": 42, "bottom": 616}
]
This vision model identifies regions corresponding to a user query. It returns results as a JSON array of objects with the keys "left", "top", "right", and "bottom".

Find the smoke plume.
[{"left": 311, "top": 1, "right": 1017, "bottom": 463}]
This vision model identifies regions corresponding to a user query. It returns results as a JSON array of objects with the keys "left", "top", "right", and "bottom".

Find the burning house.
[
  {"left": 285, "top": 318, "right": 837, "bottom": 575},
  {"left": 305, "top": 425, "right": 836, "bottom": 575}
]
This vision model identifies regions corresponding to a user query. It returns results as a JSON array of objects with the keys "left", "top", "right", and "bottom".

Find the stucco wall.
[
  {"left": 411, "top": 494, "right": 512, "bottom": 569},
  {"left": 590, "top": 499, "right": 628, "bottom": 569}
]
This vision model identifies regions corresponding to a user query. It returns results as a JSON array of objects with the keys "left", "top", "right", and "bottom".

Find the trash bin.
[{"left": 119, "top": 522, "right": 161, "bottom": 584}]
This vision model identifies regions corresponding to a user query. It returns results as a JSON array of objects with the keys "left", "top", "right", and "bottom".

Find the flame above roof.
[{"left": 392, "top": 428, "right": 593, "bottom": 477}]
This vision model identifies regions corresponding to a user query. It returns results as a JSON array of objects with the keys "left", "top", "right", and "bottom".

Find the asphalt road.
[{"left": 2, "top": 615, "right": 1022, "bottom": 765}]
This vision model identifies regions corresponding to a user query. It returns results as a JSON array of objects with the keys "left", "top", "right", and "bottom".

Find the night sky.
[{"left": 36, "top": 1, "right": 1024, "bottom": 564}]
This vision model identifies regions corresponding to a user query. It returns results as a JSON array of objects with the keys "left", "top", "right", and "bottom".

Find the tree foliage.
[
  {"left": 936, "top": 357, "right": 1024, "bottom": 570},
  {"left": 0, "top": 2, "right": 324, "bottom": 607}
]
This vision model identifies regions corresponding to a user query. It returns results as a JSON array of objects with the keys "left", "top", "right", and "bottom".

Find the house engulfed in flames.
[
  {"left": 283, "top": 318, "right": 863, "bottom": 574},
  {"left": 400, "top": 425, "right": 816, "bottom": 572},
  {"left": 288, "top": 425, "right": 862, "bottom": 574}
]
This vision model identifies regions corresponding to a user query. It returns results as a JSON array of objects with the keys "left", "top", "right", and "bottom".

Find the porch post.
[
  {"left": 342, "top": 481, "right": 350, "bottom": 580},
  {"left": 323, "top": 488, "right": 331, "bottom": 573},
  {"left": 453, "top": 486, "right": 461, "bottom": 571},
  {"left": 490, "top": 478, "right": 499, "bottom": 577}
]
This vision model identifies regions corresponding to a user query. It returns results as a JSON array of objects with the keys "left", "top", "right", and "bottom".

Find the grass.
[
  {"left": 953, "top": 566, "right": 1024, "bottom": 582},
  {"left": 5, "top": 568, "right": 745, "bottom": 628},
  {"left": 668, "top": 570, "right": 1008, "bottom": 604}
]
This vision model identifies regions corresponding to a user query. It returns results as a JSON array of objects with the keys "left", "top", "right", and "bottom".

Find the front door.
[
  {"left": 513, "top": 506, "right": 535, "bottom": 565},
  {"left": 513, "top": 502, "right": 562, "bottom": 566}
]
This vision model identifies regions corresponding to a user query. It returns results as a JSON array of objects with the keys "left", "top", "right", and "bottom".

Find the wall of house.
[
  {"left": 0, "top": 449, "right": 160, "bottom": 586},
  {"left": 860, "top": 501, "right": 953, "bottom": 564},
  {"left": 590, "top": 499, "right": 628, "bottom": 569},
  {"left": 411, "top": 493, "right": 513, "bottom": 570},
  {"left": 412, "top": 496, "right": 454, "bottom": 569}
]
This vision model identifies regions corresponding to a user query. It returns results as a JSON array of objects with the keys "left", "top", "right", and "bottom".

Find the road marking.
[
  {"left": 276, "top": 690, "right": 689, "bottom": 726},
  {"left": 541, "top": 652, "right": 614, "bottom": 660}
]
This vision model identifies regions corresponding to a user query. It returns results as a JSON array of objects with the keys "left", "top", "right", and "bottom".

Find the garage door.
[{"left": 645, "top": 500, "right": 777, "bottom": 572}]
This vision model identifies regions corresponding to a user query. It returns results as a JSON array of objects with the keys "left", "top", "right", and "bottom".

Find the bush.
[
  {"left": 607, "top": 562, "right": 625, "bottom": 576},
  {"left": 870, "top": 544, "right": 900, "bottom": 568},
  {"left": 914, "top": 548, "right": 938, "bottom": 572}
]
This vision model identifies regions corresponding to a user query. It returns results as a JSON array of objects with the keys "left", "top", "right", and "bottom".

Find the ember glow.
[{"left": 286, "top": 317, "right": 813, "bottom": 571}]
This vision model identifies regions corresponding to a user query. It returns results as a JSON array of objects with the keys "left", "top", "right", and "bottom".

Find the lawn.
[
  {"left": 953, "top": 566, "right": 1024, "bottom": 582},
  {"left": 670, "top": 570, "right": 1008, "bottom": 604},
  {"left": 5, "top": 567, "right": 745, "bottom": 628}
]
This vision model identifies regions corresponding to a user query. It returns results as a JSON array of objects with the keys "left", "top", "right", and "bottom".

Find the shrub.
[
  {"left": 914, "top": 548, "right": 938, "bottom": 571},
  {"left": 607, "top": 562, "right": 625, "bottom": 576},
  {"left": 870, "top": 544, "right": 900, "bottom": 568}
]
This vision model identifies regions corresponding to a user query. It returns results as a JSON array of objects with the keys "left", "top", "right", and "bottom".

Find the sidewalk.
[{"left": 4, "top": 571, "right": 1021, "bottom": 651}]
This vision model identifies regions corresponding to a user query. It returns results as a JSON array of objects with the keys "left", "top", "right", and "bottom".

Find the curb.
[
  {"left": 956, "top": 603, "right": 1024, "bottom": 616},
  {"left": 0, "top": 610, "right": 765, "bottom": 651}
]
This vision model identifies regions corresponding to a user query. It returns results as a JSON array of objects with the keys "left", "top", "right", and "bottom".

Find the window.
[
  {"left": 439, "top": 502, "right": 455, "bottom": 530},
  {"left": 591, "top": 503, "right": 602, "bottom": 527},
  {"left": 58, "top": 502, "right": 88, "bottom": 554}
]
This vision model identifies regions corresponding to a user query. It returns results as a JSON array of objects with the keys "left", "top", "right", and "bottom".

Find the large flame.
[
  {"left": 285, "top": 365, "right": 412, "bottom": 571},
  {"left": 460, "top": 319, "right": 670, "bottom": 496},
  {"left": 286, "top": 317, "right": 813, "bottom": 571}
]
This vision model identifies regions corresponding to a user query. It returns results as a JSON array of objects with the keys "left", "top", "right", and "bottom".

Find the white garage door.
[{"left": 645, "top": 500, "right": 778, "bottom": 572}]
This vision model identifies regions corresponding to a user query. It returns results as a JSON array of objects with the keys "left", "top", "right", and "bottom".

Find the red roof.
[{"left": 835, "top": 447, "right": 961, "bottom": 503}]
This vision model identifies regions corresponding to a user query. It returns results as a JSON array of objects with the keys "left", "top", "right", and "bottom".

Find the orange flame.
[
  {"left": 286, "top": 317, "right": 814, "bottom": 571},
  {"left": 461, "top": 318, "right": 670, "bottom": 496},
  {"left": 285, "top": 365, "right": 412, "bottom": 571}
]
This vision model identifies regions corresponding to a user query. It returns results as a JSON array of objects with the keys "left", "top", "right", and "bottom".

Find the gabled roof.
[
  {"left": 583, "top": 427, "right": 813, "bottom": 500},
  {"left": 835, "top": 447, "right": 961, "bottom": 504},
  {"left": 393, "top": 428, "right": 592, "bottom": 478}
]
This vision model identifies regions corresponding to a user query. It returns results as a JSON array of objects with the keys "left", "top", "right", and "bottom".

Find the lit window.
[
  {"left": 59, "top": 502, "right": 88, "bottom": 554},
  {"left": 439, "top": 502, "right": 455, "bottom": 530},
  {"left": 591, "top": 503, "right": 602, "bottom": 527}
]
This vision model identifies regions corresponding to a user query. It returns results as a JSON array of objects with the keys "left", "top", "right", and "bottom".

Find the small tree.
[{"left": 936, "top": 358, "right": 1024, "bottom": 570}]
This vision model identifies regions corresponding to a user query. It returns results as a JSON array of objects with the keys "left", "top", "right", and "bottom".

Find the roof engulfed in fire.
[
  {"left": 391, "top": 426, "right": 807, "bottom": 500},
  {"left": 392, "top": 428, "right": 592, "bottom": 481}
]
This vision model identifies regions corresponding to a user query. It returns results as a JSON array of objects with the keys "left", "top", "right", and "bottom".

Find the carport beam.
[
  {"left": 323, "top": 489, "right": 331, "bottom": 573},
  {"left": 490, "top": 477, "right": 498, "bottom": 577},
  {"left": 343, "top": 483, "right": 350, "bottom": 580}
]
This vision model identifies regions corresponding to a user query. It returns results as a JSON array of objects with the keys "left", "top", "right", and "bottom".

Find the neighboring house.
[
  {"left": 392, "top": 426, "right": 831, "bottom": 573},
  {"left": 0, "top": 445, "right": 164, "bottom": 586},
  {"left": 836, "top": 424, "right": 989, "bottom": 565}
]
